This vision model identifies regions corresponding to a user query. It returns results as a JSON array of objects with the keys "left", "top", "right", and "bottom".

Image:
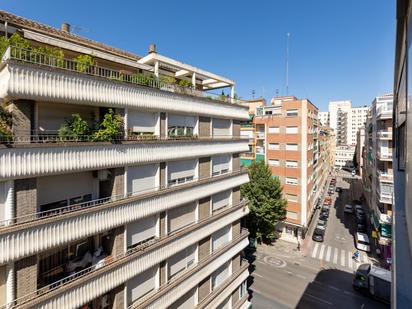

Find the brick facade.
[
  {"left": 14, "top": 178, "right": 37, "bottom": 219},
  {"left": 15, "top": 255, "right": 37, "bottom": 300}
]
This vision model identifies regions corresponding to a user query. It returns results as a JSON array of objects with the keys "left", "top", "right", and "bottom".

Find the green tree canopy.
[{"left": 241, "top": 160, "right": 287, "bottom": 243}]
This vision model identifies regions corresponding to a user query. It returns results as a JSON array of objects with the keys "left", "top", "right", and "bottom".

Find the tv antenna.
[{"left": 285, "top": 32, "right": 291, "bottom": 96}]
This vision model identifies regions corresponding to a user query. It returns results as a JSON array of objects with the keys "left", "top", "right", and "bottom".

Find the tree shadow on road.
[{"left": 296, "top": 268, "right": 389, "bottom": 309}]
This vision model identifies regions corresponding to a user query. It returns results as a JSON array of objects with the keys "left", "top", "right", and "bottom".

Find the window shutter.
[
  {"left": 128, "top": 164, "right": 158, "bottom": 195},
  {"left": 168, "top": 159, "right": 196, "bottom": 182},
  {"left": 212, "top": 225, "right": 231, "bottom": 251},
  {"left": 212, "top": 262, "right": 230, "bottom": 289},
  {"left": 127, "top": 266, "right": 156, "bottom": 303},
  {"left": 212, "top": 190, "right": 231, "bottom": 212},
  {"left": 168, "top": 245, "right": 196, "bottom": 279},
  {"left": 168, "top": 203, "right": 196, "bottom": 233},
  {"left": 212, "top": 119, "right": 231, "bottom": 136},
  {"left": 127, "top": 215, "right": 157, "bottom": 247},
  {"left": 128, "top": 111, "right": 157, "bottom": 133}
]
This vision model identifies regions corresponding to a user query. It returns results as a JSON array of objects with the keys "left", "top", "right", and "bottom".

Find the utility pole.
[{"left": 285, "top": 33, "right": 290, "bottom": 96}]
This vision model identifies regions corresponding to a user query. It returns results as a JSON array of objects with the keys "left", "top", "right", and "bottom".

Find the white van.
[{"left": 355, "top": 232, "right": 371, "bottom": 252}]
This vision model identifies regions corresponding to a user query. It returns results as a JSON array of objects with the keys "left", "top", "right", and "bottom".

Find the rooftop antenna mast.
[{"left": 285, "top": 32, "right": 290, "bottom": 96}]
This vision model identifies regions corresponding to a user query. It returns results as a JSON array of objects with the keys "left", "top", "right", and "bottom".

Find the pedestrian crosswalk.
[{"left": 310, "top": 243, "right": 368, "bottom": 270}]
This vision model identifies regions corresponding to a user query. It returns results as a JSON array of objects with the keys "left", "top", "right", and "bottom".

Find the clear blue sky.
[{"left": 2, "top": 0, "right": 395, "bottom": 111}]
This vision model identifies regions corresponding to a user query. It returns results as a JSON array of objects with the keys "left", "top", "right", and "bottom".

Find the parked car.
[
  {"left": 319, "top": 212, "right": 329, "bottom": 221},
  {"left": 356, "top": 214, "right": 367, "bottom": 224},
  {"left": 312, "top": 227, "right": 325, "bottom": 242},
  {"left": 356, "top": 208, "right": 365, "bottom": 217},
  {"left": 318, "top": 219, "right": 327, "bottom": 228},
  {"left": 357, "top": 223, "right": 367, "bottom": 234},
  {"left": 352, "top": 170, "right": 356, "bottom": 176},
  {"left": 355, "top": 232, "right": 371, "bottom": 252},
  {"left": 321, "top": 206, "right": 330, "bottom": 214},
  {"left": 344, "top": 204, "right": 354, "bottom": 214},
  {"left": 324, "top": 197, "right": 332, "bottom": 205},
  {"left": 335, "top": 187, "right": 342, "bottom": 193}
]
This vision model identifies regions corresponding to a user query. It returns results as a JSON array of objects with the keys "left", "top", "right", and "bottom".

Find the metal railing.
[
  {"left": 376, "top": 170, "right": 394, "bottom": 182},
  {"left": 376, "top": 130, "right": 392, "bottom": 139},
  {"left": 1, "top": 201, "right": 247, "bottom": 309},
  {"left": 0, "top": 132, "right": 247, "bottom": 145},
  {"left": 0, "top": 168, "right": 247, "bottom": 228},
  {"left": 3, "top": 46, "right": 245, "bottom": 105}
]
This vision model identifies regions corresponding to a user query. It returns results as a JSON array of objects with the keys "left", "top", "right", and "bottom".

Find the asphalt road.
[{"left": 249, "top": 171, "right": 389, "bottom": 309}]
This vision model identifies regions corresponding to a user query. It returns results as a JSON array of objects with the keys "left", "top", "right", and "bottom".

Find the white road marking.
[
  {"left": 312, "top": 243, "right": 319, "bottom": 258},
  {"left": 348, "top": 251, "right": 353, "bottom": 269},
  {"left": 254, "top": 272, "right": 264, "bottom": 278},
  {"left": 333, "top": 248, "right": 338, "bottom": 264},
  {"left": 340, "top": 249, "right": 346, "bottom": 267},
  {"left": 304, "top": 293, "right": 333, "bottom": 305},
  {"left": 319, "top": 244, "right": 326, "bottom": 260},
  {"left": 325, "top": 246, "right": 332, "bottom": 262}
]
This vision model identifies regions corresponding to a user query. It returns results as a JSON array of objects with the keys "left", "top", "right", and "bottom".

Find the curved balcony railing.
[
  {"left": 2, "top": 46, "right": 246, "bottom": 105},
  {"left": 0, "top": 168, "right": 247, "bottom": 228},
  {"left": 0, "top": 132, "right": 247, "bottom": 145},
  {"left": 0, "top": 201, "right": 247, "bottom": 309}
]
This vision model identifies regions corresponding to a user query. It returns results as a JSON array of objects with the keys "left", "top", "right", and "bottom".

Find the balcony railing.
[
  {"left": 376, "top": 149, "right": 393, "bottom": 160},
  {"left": 1, "top": 201, "right": 247, "bottom": 309},
  {"left": 2, "top": 46, "right": 245, "bottom": 105},
  {"left": 241, "top": 152, "right": 255, "bottom": 159},
  {"left": 0, "top": 132, "right": 247, "bottom": 145},
  {"left": 377, "top": 186, "right": 394, "bottom": 204},
  {"left": 0, "top": 168, "right": 247, "bottom": 228},
  {"left": 376, "top": 103, "right": 393, "bottom": 119},
  {"left": 376, "top": 170, "right": 394, "bottom": 182},
  {"left": 376, "top": 130, "right": 392, "bottom": 139}
]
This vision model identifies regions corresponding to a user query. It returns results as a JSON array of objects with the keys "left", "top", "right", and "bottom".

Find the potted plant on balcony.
[
  {"left": 58, "top": 113, "right": 90, "bottom": 142},
  {"left": 92, "top": 109, "right": 123, "bottom": 142},
  {"left": 0, "top": 105, "right": 11, "bottom": 143},
  {"left": 74, "top": 54, "right": 96, "bottom": 73}
]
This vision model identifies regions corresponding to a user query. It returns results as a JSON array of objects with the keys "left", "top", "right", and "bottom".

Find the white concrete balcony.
[
  {"left": 376, "top": 170, "right": 394, "bottom": 183},
  {"left": 376, "top": 130, "right": 392, "bottom": 140},
  {"left": 0, "top": 171, "right": 249, "bottom": 264},
  {"left": 3, "top": 204, "right": 249, "bottom": 309},
  {"left": 0, "top": 139, "right": 248, "bottom": 180},
  {"left": 377, "top": 185, "right": 394, "bottom": 205},
  {"left": 376, "top": 149, "right": 392, "bottom": 161},
  {"left": 376, "top": 103, "right": 393, "bottom": 120},
  {"left": 135, "top": 230, "right": 249, "bottom": 309},
  {"left": 0, "top": 47, "right": 248, "bottom": 120}
]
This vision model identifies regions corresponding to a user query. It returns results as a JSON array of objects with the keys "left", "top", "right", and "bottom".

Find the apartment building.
[
  {"left": 362, "top": 94, "right": 393, "bottom": 267},
  {"left": 253, "top": 96, "right": 332, "bottom": 242},
  {"left": 318, "top": 111, "right": 329, "bottom": 126},
  {"left": 356, "top": 126, "right": 365, "bottom": 177},
  {"left": 325, "top": 101, "right": 368, "bottom": 168},
  {"left": 239, "top": 98, "right": 266, "bottom": 167},
  {"left": 0, "top": 10, "right": 251, "bottom": 309},
  {"left": 393, "top": 1, "right": 412, "bottom": 306}
]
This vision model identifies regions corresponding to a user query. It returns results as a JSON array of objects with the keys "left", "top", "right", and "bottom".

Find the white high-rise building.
[{"left": 325, "top": 101, "right": 369, "bottom": 168}]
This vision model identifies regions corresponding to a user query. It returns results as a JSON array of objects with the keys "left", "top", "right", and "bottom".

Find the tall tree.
[{"left": 241, "top": 160, "right": 287, "bottom": 243}]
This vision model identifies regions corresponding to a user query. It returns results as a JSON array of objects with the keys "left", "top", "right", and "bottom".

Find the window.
[
  {"left": 212, "top": 225, "right": 231, "bottom": 252},
  {"left": 212, "top": 155, "right": 231, "bottom": 176},
  {"left": 168, "top": 114, "right": 196, "bottom": 137},
  {"left": 286, "top": 109, "right": 298, "bottom": 117},
  {"left": 212, "top": 118, "right": 232, "bottom": 136},
  {"left": 268, "top": 159, "right": 280, "bottom": 167},
  {"left": 286, "top": 143, "right": 298, "bottom": 151},
  {"left": 286, "top": 126, "right": 298, "bottom": 134},
  {"left": 287, "top": 211, "right": 298, "bottom": 220},
  {"left": 168, "top": 203, "right": 196, "bottom": 233},
  {"left": 212, "top": 190, "right": 231, "bottom": 212},
  {"left": 168, "top": 159, "right": 197, "bottom": 186},
  {"left": 239, "top": 281, "right": 247, "bottom": 298},
  {"left": 268, "top": 126, "right": 280, "bottom": 133},
  {"left": 285, "top": 177, "right": 298, "bottom": 185},
  {"left": 168, "top": 245, "right": 196, "bottom": 279},
  {"left": 212, "top": 262, "right": 230, "bottom": 290},
  {"left": 286, "top": 160, "right": 298, "bottom": 168},
  {"left": 128, "top": 164, "right": 158, "bottom": 195},
  {"left": 127, "top": 266, "right": 157, "bottom": 303},
  {"left": 268, "top": 143, "right": 280, "bottom": 150},
  {"left": 127, "top": 216, "right": 157, "bottom": 249},
  {"left": 285, "top": 193, "right": 298, "bottom": 202}
]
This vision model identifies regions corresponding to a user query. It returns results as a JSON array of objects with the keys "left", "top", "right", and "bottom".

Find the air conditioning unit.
[{"left": 97, "top": 170, "right": 111, "bottom": 181}]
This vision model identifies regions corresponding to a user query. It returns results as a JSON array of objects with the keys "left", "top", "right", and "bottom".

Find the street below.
[{"left": 249, "top": 171, "right": 389, "bottom": 308}]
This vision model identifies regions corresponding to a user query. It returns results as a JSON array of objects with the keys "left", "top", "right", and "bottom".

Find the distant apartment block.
[
  {"left": 318, "top": 111, "right": 329, "bottom": 126},
  {"left": 362, "top": 94, "right": 393, "bottom": 267},
  {"left": 324, "top": 100, "right": 368, "bottom": 168},
  {"left": 0, "top": 10, "right": 251, "bottom": 309},
  {"left": 252, "top": 96, "right": 333, "bottom": 242},
  {"left": 239, "top": 98, "right": 266, "bottom": 167}
]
